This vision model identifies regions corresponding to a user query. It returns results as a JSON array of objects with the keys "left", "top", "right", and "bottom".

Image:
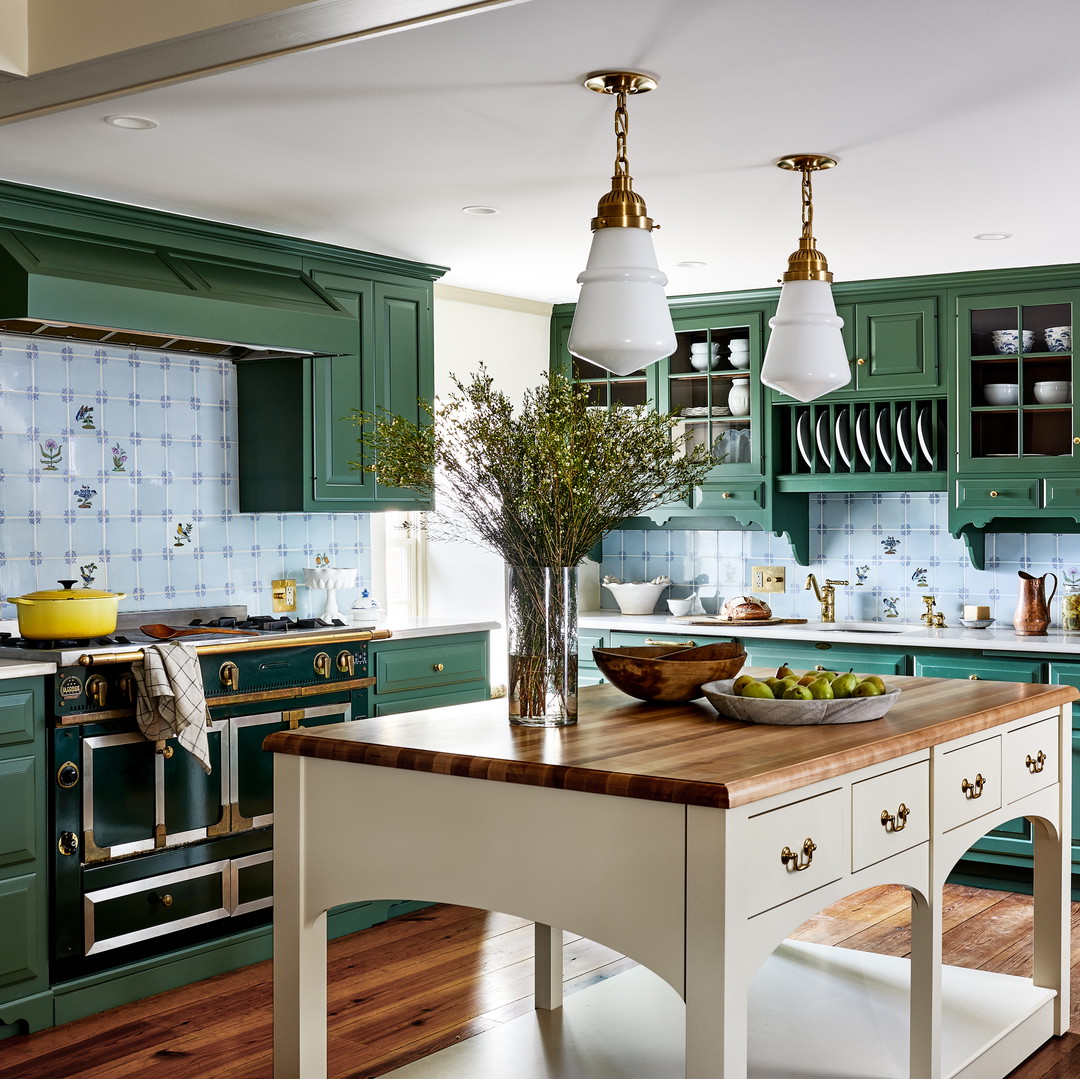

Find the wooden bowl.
[{"left": 592, "top": 642, "right": 747, "bottom": 703}]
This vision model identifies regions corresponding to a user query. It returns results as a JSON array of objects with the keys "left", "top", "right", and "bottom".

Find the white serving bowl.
[
  {"left": 983, "top": 383, "right": 1019, "bottom": 405},
  {"left": 990, "top": 329, "right": 1034, "bottom": 354},
  {"left": 727, "top": 349, "right": 750, "bottom": 369},
  {"left": 727, "top": 338, "right": 750, "bottom": 351},
  {"left": 1034, "top": 380, "right": 1071, "bottom": 404},
  {"left": 602, "top": 580, "right": 669, "bottom": 615},
  {"left": 1044, "top": 326, "right": 1072, "bottom": 352}
]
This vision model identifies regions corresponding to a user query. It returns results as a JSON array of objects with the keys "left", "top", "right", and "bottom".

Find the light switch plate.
[{"left": 752, "top": 566, "right": 786, "bottom": 592}]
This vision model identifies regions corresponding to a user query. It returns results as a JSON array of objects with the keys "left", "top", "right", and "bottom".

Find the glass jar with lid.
[{"left": 1062, "top": 572, "right": 1080, "bottom": 632}]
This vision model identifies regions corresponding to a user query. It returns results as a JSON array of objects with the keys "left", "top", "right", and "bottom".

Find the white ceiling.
[{"left": 1, "top": 0, "right": 1079, "bottom": 304}]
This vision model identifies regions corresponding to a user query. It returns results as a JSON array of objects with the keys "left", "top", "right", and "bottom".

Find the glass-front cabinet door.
[{"left": 957, "top": 289, "right": 1076, "bottom": 471}]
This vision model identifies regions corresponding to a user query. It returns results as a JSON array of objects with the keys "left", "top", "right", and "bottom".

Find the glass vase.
[
  {"left": 506, "top": 565, "right": 578, "bottom": 727},
  {"left": 1063, "top": 578, "right": 1080, "bottom": 632}
]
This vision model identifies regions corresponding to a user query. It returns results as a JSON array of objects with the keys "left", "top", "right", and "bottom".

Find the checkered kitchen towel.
[{"left": 132, "top": 641, "right": 211, "bottom": 774}]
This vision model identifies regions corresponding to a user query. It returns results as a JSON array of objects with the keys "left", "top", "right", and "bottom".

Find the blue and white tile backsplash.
[
  {"left": 0, "top": 334, "right": 371, "bottom": 618},
  {"left": 602, "top": 493, "right": 1080, "bottom": 625}
]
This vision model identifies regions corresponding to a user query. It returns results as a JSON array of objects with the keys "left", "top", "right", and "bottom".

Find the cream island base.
[{"left": 265, "top": 676, "right": 1078, "bottom": 1079}]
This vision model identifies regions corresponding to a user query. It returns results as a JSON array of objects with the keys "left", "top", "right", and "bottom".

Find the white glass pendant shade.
[
  {"left": 567, "top": 226, "right": 676, "bottom": 377},
  {"left": 760, "top": 279, "right": 851, "bottom": 402}
]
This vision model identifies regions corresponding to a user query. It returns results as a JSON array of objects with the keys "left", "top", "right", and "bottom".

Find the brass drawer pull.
[
  {"left": 155, "top": 741, "right": 174, "bottom": 759},
  {"left": 433, "top": 662, "right": 445, "bottom": 672},
  {"left": 780, "top": 837, "right": 817, "bottom": 872},
  {"left": 990, "top": 491, "right": 999, "bottom": 498},
  {"left": 962, "top": 774, "right": 986, "bottom": 799},
  {"left": 721, "top": 491, "right": 734, "bottom": 499},
  {"left": 1026, "top": 750, "right": 1047, "bottom": 774},
  {"left": 645, "top": 638, "right": 696, "bottom": 647},
  {"left": 880, "top": 803, "right": 910, "bottom": 832},
  {"left": 150, "top": 892, "right": 174, "bottom": 908},
  {"left": 968, "top": 674, "right": 979, "bottom": 680},
  {"left": 856, "top": 357, "right": 866, "bottom": 366}
]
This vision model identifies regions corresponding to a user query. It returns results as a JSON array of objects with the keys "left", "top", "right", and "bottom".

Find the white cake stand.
[{"left": 303, "top": 567, "right": 358, "bottom": 621}]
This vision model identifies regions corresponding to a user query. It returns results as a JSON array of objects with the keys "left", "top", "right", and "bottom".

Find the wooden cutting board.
[{"left": 665, "top": 616, "right": 809, "bottom": 626}]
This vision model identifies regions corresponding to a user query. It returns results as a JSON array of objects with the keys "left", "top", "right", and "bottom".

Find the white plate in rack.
[
  {"left": 855, "top": 406, "right": 874, "bottom": 468},
  {"left": 796, "top": 411, "right": 814, "bottom": 469},
  {"left": 875, "top": 409, "right": 894, "bottom": 465},
  {"left": 916, "top": 405, "right": 947, "bottom": 467},
  {"left": 815, "top": 410, "right": 833, "bottom": 468},
  {"left": 834, "top": 410, "right": 852, "bottom": 468},
  {"left": 895, "top": 405, "right": 913, "bottom": 465}
]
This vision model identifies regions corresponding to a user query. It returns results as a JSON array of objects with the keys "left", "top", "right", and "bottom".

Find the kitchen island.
[{"left": 267, "top": 676, "right": 1077, "bottom": 1079}]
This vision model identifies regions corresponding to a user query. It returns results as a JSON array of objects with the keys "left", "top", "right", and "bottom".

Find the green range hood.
[{"left": 0, "top": 225, "right": 352, "bottom": 359}]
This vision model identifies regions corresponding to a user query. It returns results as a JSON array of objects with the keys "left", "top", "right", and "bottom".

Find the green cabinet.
[
  {"left": 836, "top": 294, "right": 941, "bottom": 395},
  {"left": 0, "top": 678, "right": 50, "bottom": 1033},
  {"left": 741, "top": 639, "right": 910, "bottom": 677},
  {"left": 237, "top": 262, "right": 441, "bottom": 513},
  {"left": 368, "top": 632, "right": 490, "bottom": 716},
  {"left": 950, "top": 281, "right": 1080, "bottom": 567},
  {"left": 552, "top": 296, "right": 811, "bottom": 564}
]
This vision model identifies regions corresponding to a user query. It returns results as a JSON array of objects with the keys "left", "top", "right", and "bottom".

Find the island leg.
[
  {"left": 909, "top": 885, "right": 942, "bottom": 1079},
  {"left": 534, "top": 923, "right": 564, "bottom": 1010},
  {"left": 273, "top": 753, "right": 330, "bottom": 1079}
]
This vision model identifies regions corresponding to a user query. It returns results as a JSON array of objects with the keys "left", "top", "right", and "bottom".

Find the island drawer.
[
  {"left": 933, "top": 735, "right": 1002, "bottom": 832},
  {"left": 1003, "top": 715, "right": 1058, "bottom": 803},
  {"left": 745, "top": 788, "right": 843, "bottom": 916},
  {"left": 851, "top": 760, "right": 930, "bottom": 872}
]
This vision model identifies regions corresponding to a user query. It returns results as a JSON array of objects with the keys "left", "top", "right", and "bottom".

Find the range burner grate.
[
  {"left": 191, "top": 615, "right": 347, "bottom": 632},
  {"left": 0, "top": 632, "right": 133, "bottom": 649}
]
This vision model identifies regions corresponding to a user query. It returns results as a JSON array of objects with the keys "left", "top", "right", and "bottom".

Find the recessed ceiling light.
[
  {"left": 104, "top": 115, "right": 158, "bottom": 130},
  {"left": 462, "top": 205, "right": 500, "bottom": 216},
  {"left": 676, "top": 261, "right": 708, "bottom": 268},
  {"left": 974, "top": 232, "right": 1011, "bottom": 241}
]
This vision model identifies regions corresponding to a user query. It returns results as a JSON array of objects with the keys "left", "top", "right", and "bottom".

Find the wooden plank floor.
[{"left": 2, "top": 884, "right": 1079, "bottom": 1079}]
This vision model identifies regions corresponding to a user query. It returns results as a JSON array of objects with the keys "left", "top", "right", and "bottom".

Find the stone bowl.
[
  {"left": 592, "top": 642, "right": 747, "bottom": 703},
  {"left": 701, "top": 678, "right": 901, "bottom": 725}
]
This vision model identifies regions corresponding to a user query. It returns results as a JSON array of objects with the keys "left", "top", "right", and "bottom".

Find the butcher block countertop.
[{"left": 265, "top": 674, "right": 1078, "bottom": 809}]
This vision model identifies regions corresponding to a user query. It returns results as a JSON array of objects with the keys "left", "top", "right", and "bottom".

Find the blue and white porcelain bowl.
[
  {"left": 1044, "top": 325, "right": 1072, "bottom": 352},
  {"left": 991, "top": 329, "right": 1034, "bottom": 354}
]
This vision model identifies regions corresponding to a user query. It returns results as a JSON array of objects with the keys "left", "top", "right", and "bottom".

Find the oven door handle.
[{"left": 205, "top": 676, "right": 375, "bottom": 708}]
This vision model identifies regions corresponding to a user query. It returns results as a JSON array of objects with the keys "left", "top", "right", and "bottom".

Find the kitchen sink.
[{"left": 812, "top": 621, "right": 910, "bottom": 634}]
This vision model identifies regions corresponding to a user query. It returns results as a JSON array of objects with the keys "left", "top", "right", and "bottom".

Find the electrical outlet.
[
  {"left": 272, "top": 579, "right": 297, "bottom": 612},
  {"left": 752, "top": 566, "right": 786, "bottom": 592}
]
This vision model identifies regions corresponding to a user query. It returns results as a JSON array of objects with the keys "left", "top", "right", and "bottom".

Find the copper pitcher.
[{"left": 1013, "top": 570, "right": 1058, "bottom": 636}]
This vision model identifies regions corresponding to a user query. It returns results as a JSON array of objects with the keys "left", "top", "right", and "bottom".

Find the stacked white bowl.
[
  {"left": 689, "top": 342, "right": 720, "bottom": 371},
  {"left": 727, "top": 339, "right": 750, "bottom": 369}
]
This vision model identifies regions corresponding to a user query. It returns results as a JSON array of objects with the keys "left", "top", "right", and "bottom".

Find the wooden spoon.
[{"left": 140, "top": 624, "right": 260, "bottom": 639}]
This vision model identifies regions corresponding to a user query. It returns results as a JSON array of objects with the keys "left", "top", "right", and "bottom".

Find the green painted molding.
[{"left": 0, "top": 179, "right": 450, "bottom": 283}]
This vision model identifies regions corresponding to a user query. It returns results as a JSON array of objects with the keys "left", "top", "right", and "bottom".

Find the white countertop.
[
  {"left": 377, "top": 617, "right": 499, "bottom": 640},
  {"left": 579, "top": 611, "right": 1080, "bottom": 656},
  {"left": 0, "top": 657, "right": 55, "bottom": 678}
]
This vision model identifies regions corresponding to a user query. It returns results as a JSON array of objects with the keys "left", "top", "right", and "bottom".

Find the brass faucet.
[
  {"left": 805, "top": 573, "right": 849, "bottom": 623},
  {"left": 921, "top": 595, "right": 948, "bottom": 628}
]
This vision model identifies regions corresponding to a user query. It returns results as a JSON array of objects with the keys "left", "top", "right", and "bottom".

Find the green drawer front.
[
  {"left": 744, "top": 640, "right": 909, "bottom": 676},
  {"left": 372, "top": 685, "right": 491, "bottom": 717},
  {"left": 1044, "top": 480, "right": 1080, "bottom": 511},
  {"left": 580, "top": 631, "right": 607, "bottom": 686},
  {"left": 85, "top": 859, "right": 229, "bottom": 955},
  {"left": 913, "top": 655, "right": 1043, "bottom": 682},
  {"left": 0, "top": 688, "right": 36, "bottom": 747},
  {"left": 0, "top": 756, "right": 37, "bottom": 868},
  {"left": 693, "top": 482, "right": 765, "bottom": 515},
  {"left": 0, "top": 874, "right": 44, "bottom": 990},
  {"left": 954, "top": 478, "right": 1040, "bottom": 511},
  {"left": 609, "top": 630, "right": 722, "bottom": 649},
  {"left": 374, "top": 639, "right": 487, "bottom": 695}
]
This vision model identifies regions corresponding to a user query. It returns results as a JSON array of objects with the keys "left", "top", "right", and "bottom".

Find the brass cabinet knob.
[
  {"left": 151, "top": 892, "right": 174, "bottom": 907},
  {"left": 155, "top": 741, "right": 174, "bottom": 759},
  {"left": 968, "top": 673, "right": 980, "bottom": 680},
  {"left": 433, "top": 662, "right": 445, "bottom": 672},
  {"left": 721, "top": 491, "right": 733, "bottom": 499},
  {"left": 989, "top": 491, "right": 999, "bottom": 498},
  {"left": 856, "top": 357, "right": 867, "bottom": 366},
  {"left": 1074, "top": 437, "right": 1080, "bottom": 445}
]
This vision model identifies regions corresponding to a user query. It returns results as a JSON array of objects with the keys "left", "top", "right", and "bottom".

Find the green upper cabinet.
[
  {"left": 949, "top": 280, "right": 1080, "bottom": 567},
  {"left": 237, "top": 261, "right": 442, "bottom": 513},
  {"left": 552, "top": 296, "right": 811, "bottom": 564},
  {"left": 836, "top": 294, "right": 941, "bottom": 395}
]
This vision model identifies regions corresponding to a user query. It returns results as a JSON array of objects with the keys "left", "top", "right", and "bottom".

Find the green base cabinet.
[
  {"left": 368, "top": 632, "right": 491, "bottom": 717},
  {"left": 0, "top": 678, "right": 48, "bottom": 1034}
]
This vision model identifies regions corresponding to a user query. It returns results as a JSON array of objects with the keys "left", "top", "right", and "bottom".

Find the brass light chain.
[
  {"left": 613, "top": 88, "right": 630, "bottom": 180},
  {"left": 800, "top": 164, "right": 816, "bottom": 241}
]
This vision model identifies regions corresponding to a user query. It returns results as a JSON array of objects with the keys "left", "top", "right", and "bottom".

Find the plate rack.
[{"left": 773, "top": 398, "right": 949, "bottom": 490}]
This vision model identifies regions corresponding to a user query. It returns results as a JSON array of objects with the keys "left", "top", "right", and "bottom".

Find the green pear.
[
  {"left": 860, "top": 674, "right": 888, "bottom": 694},
  {"left": 852, "top": 679, "right": 883, "bottom": 697},
  {"left": 831, "top": 670, "right": 859, "bottom": 699},
  {"left": 741, "top": 681, "right": 775, "bottom": 699},
  {"left": 815, "top": 670, "right": 839, "bottom": 682},
  {"left": 797, "top": 673, "right": 819, "bottom": 686},
  {"left": 775, "top": 663, "right": 796, "bottom": 680},
  {"left": 732, "top": 674, "right": 757, "bottom": 695},
  {"left": 782, "top": 683, "right": 813, "bottom": 700},
  {"left": 808, "top": 677, "right": 834, "bottom": 700}
]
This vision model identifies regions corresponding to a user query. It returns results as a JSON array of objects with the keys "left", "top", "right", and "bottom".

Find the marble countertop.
[
  {"left": 579, "top": 611, "right": 1080, "bottom": 656},
  {"left": 0, "top": 657, "right": 55, "bottom": 678},
  {"left": 376, "top": 617, "right": 499, "bottom": 640}
]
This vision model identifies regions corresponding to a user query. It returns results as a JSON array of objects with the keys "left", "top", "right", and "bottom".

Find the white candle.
[{"left": 963, "top": 604, "right": 990, "bottom": 621}]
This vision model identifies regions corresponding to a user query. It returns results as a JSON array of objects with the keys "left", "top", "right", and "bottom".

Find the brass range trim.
[
  {"left": 205, "top": 676, "right": 375, "bottom": 708},
  {"left": 78, "top": 627, "right": 392, "bottom": 667}
]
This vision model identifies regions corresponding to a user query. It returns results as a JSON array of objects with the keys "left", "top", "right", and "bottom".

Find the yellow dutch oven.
[{"left": 6, "top": 580, "right": 127, "bottom": 639}]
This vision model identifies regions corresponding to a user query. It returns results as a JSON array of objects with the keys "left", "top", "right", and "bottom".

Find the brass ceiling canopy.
[
  {"left": 583, "top": 70, "right": 659, "bottom": 232},
  {"left": 775, "top": 153, "right": 839, "bottom": 283}
]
